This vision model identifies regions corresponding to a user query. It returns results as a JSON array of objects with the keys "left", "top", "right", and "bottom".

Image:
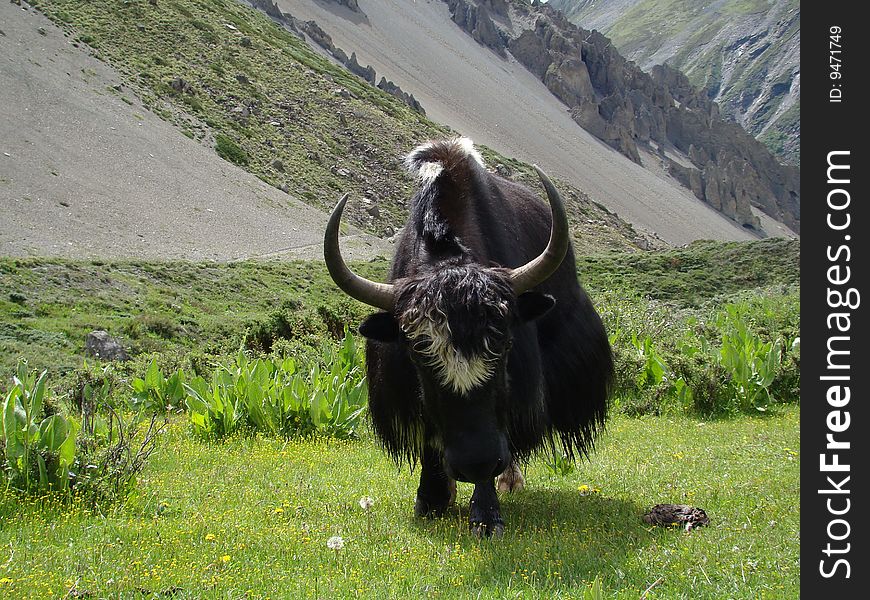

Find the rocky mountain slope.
[
  {"left": 441, "top": 0, "right": 798, "bottom": 233},
  {"left": 281, "top": 0, "right": 779, "bottom": 243},
  {"left": 551, "top": 0, "right": 800, "bottom": 166},
  {"left": 2, "top": 0, "right": 667, "bottom": 260},
  {"left": 0, "top": 0, "right": 389, "bottom": 261}
]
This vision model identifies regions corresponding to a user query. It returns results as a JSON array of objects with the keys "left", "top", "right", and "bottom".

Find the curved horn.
[
  {"left": 323, "top": 194, "right": 395, "bottom": 311},
  {"left": 508, "top": 166, "right": 570, "bottom": 294}
]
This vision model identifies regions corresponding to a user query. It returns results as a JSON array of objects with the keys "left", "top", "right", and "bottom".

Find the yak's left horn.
[{"left": 323, "top": 194, "right": 395, "bottom": 311}]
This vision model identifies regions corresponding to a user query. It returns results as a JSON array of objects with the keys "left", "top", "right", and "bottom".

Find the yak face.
[{"left": 360, "top": 262, "right": 554, "bottom": 483}]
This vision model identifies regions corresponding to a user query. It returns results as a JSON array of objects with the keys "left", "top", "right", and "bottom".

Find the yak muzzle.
[{"left": 443, "top": 434, "right": 511, "bottom": 484}]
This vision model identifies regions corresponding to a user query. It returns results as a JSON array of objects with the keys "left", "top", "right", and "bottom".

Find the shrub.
[
  {"left": 607, "top": 294, "right": 799, "bottom": 417},
  {"left": 243, "top": 299, "right": 320, "bottom": 352},
  {"left": 185, "top": 332, "right": 367, "bottom": 440},
  {"left": 214, "top": 133, "right": 249, "bottom": 166},
  {"left": 72, "top": 404, "right": 165, "bottom": 508},
  {"left": 2, "top": 361, "right": 165, "bottom": 504},
  {"left": 610, "top": 334, "right": 692, "bottom": 416}
]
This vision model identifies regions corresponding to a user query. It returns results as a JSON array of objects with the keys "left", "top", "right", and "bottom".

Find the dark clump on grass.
[{"left": 214, "top": 133, "right": 249, "bottom": 166}]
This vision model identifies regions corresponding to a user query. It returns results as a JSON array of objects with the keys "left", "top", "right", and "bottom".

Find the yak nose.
[{"left": 444, "top": 448, "right": 509, "bottom": 483}]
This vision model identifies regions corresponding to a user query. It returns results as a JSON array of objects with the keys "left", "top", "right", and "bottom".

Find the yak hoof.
[
  {"left": 496, "top": 462, "right": 525, "bottom": 493},
  {"left": 414, "top": 495, "right": 450, "bottom": 518},
  {"left": 471, "top": 521, "right": 505, "bottom": 539},
  {"left": 415, "top": 481, "right": 456, "bottom": 518}
]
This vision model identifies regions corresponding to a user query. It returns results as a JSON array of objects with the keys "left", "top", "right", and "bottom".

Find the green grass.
[
  {"left": 0, "top": 256, "right": 389, "bottom": 375},
  {"left": 0, "top": 238, "right": 798, "bottom": 376},
  {"left": 0, "top": 407, "right": 799, "bottom": 598},
  {"left": 0, "top": 243, "right": 799, "bottom": 598},
  {"left": 578, "top": 238, "right": 799, "bottom": 306}
]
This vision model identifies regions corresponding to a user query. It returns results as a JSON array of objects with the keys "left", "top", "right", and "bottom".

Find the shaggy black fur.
[{"left": 358, "top": 138, "right": 614, "bottom": 534}]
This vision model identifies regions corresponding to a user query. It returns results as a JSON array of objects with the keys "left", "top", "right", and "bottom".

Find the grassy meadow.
[
  {"left": 1, "top": 238, "right": 799, "bottom": 598},
  {"left": 0, "top": 408, "right": 799, "bottom": 599}
]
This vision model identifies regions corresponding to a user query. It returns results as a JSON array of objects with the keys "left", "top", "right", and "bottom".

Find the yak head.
[{"left": 323, "top": 167, "right": 568, "bottom": 483}]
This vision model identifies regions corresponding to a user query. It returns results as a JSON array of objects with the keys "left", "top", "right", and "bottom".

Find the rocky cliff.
[
  {"left": 246, "top": 0, "right": 425, "bottom": 114},
  {"left": 551, "top": 0, "right": 800, "bottom": 167},
  {"left": 444, "top": 0, "right": 799, "bottom": 233}
]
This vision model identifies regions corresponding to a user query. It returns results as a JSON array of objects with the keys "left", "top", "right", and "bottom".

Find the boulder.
[{"left": 85, "top": 331, "right": 128, "bottom": 362}]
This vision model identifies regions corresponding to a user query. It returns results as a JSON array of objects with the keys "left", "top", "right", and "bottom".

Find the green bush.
[
  {"left": 2, "top": 361, "right": 165, "bottom": 504},
  {"left": 185, "top": 332, "right": 367, "bottom": 440},
  {"left": 2, "top": 362, "right": 78, "bottom": 493},
  {"left": 608, "top": 294, "right": 799, "bottom": 417},
  {"left": 214, "top": 133, "right": 249, "bottom": 166},
  {"left": 711, "top": 304, "right": 783, "bottom": 414}
]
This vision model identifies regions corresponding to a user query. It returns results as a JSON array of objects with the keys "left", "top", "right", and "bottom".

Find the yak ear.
[
  {"left": 516, "top": 292, "right": 555, "bottom": 323},
  {"left": 359, "top": 312, "right": 403, "bottom": 342}
]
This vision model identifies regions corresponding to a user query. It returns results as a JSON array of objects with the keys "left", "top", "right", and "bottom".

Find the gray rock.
[
  {"left": 85, "top": 331, "right": 128, "bottom": 361},
  {"left": 447, "top": 0, "right": 506, "bottom": 56},
  {"left": 169, "top": 78, "right": 194, "bottom": 95},
  {"left": 377, "top": 77, "right": 426, "bottom": 114},
  {"left": 544, "top": 56, "right": 594, "bottom": 107},
  {"left": 346, "top": 52, "right": 376, "bottom": 84}
]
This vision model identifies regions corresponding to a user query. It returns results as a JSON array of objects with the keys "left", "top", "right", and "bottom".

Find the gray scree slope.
[
  {"left": 285, "top": 0, "right": 761, "bottom": 244},
  {"left": 0, "top": 2, "right": 387, "bottom": 261}
]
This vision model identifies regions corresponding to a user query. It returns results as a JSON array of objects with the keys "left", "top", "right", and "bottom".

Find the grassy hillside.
[
  {"left": 0, "top": 238, "right": 798, "bottom": 376},
  {"left": 579, "top": 237, "right": 799, "bottom": 305},
  {"left": 24, "top": 0, "right": 651, "bottom": 252}
]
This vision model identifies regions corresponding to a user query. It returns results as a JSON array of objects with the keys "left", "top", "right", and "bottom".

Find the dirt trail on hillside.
[
  {"left": 286, "top": 0, "right": 762, "bottom": 245},
  {"left": 0, "top": 2, "right": 389, "bottom": 262}
]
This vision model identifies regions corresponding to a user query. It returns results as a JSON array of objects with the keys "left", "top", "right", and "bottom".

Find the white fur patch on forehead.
[
  {"left": 401, "top": 310, "right": 497, "bottom": 395},
  {"left": 404, "top": 136, "right": 485, "bottom": 188}
]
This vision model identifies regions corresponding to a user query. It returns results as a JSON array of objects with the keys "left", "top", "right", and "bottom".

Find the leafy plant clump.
[
  {"left": 2, "top": 362, "right": 78, "bottom": 494},
  {"left": 184, "top": 332, "right": 367, "bottom": 440},
  {"left": 214, "top": 133, "right": 249, "bottom": 166},
  {"left": 1, "top": 361, "right": 164, "bottom": 504},
  {"left": 608, "top": 294, "right": 799, "bottom": 417}
]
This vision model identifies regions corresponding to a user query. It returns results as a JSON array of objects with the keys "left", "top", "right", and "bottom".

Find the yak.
[{"left": 324, "top": 137, "right": 613, "bottom": 536}]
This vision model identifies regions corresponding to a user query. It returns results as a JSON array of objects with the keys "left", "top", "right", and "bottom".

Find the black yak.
[{"left": 324, "top": 137, "right": 612, "bottom": 536}]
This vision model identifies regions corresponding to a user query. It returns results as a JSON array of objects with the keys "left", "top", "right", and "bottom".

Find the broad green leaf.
[
  {"left": 29, "top": 370, "right": 48, "bottom": 423},
  {"left": 38, "top": 415, "right": 69, "bottom": 453}
]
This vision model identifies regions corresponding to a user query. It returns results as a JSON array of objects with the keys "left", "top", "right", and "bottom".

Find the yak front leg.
[
  {"left": 414, "top": 446, "right": 456, "bottom": 518},
  {"left": 469, "top": 479, "right": 504, "bottom": 538}
]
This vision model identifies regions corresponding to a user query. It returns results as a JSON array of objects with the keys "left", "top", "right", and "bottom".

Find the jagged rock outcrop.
[
  {"left": 299, "top": 19, "right": 334, "bottom": 51},
  {"left": 446, "top": 0, "right": 507, "bottom": 56},
  {"left": 346, "top": 52, "right": 376, "bottom": 84},
  {"left": 551, "top": 0, "right": 800, "bottom": 166},
  {"left": 249, "top": 0, "right": 282, "bottom": 20},
  {"left": 377, "top": 77, "right": 426, "bottom": 115},
  {"left": 443, "top": 0, "right": 800, "bottom": 233},
  {"left": 245, "top": 2, "right": 425, "bottom": 115}
]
